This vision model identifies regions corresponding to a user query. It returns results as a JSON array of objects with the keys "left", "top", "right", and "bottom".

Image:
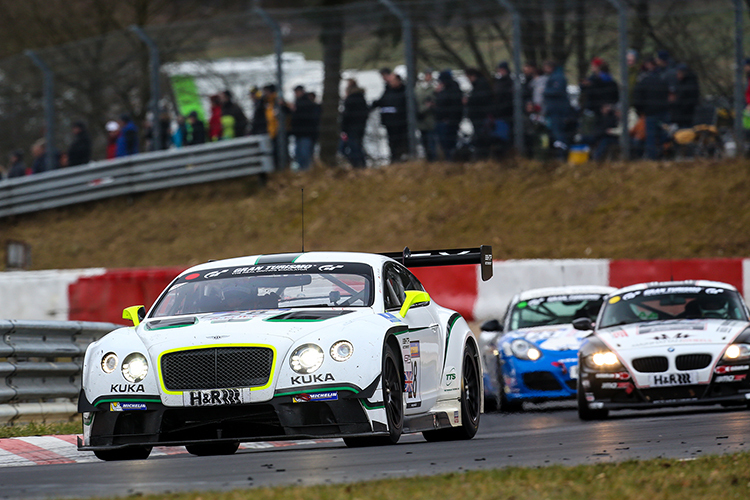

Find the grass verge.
[
  {"left": 0, "top": 421, "right": 81, "bottom": 439},
  {"left": 65, "top": 452, "right": 750, "bottom": 500}
]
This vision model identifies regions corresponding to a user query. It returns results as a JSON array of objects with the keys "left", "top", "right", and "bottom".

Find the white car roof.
[
  {"left": 612, "top": 280, "right": 739, "bottom": 295},
  {"left": 515, "top": 285, "right": 617, "bottom": 302},
  {"left": 180, "top": 251, "right": 393, "bottom": 276}
]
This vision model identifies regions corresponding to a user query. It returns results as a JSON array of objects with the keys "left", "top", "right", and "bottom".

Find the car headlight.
[
  {"left": 723, "top": 343, "right": 750, "bottom": 361},
  {"left": 101, "top": 352, "right": 118, "bottom": 374},
  {"left": 584, "top": 351, "right": 622, "bottom": 370},
  {"left": 510, "top": 339, "right": 541, "bottom": 361},
  {"left": 290, "top": 344, "right": 325, "bottom": 374},
  {"left": 121, "top": 353, "right": 149, "bottom": 383},
  {"left": 330, "top": 341, "right": 354, "bottom": 362}
]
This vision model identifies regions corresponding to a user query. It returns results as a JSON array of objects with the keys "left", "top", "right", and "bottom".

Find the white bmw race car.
[
  {"left": 574, "top": 280, "right": 750, "bottom": 420},
  {"left": 78, "top": 247, "right": 492, "bottom": 460}
]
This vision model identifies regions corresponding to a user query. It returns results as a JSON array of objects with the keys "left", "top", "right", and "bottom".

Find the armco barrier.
[
  {"left": 0, "top": 320, "right": 119, "bottom": 423},
  {"left": 0, "top": 135, "right": 273, "bottom": 218}
]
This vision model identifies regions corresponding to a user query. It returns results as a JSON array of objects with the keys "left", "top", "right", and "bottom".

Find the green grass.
[
  {"left": 0, "top": 421, "right": 81, "bottom": 438},
  {"left": 59, "top": 452, "right": 750, "bottom": 500}
]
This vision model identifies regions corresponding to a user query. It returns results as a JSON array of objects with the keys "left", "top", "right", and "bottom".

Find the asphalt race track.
[{"left": 2, "top": 403, "right": 749, "bottom": 499}]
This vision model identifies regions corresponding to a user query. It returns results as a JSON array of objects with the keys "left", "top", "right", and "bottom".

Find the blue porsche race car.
[{"left": 481, "top": 286, "right": 614, "bottom": 411}]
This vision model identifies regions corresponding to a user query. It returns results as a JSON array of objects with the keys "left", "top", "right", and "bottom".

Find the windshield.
[
  {"left": 599, "top": 285, "right": 748, "bottom": 328},
  {"left": 151, "top": 262, "right": 374, "bottom": 318},
  {"left": 509, "top": 293, "right": 607, "bottom": 330}
]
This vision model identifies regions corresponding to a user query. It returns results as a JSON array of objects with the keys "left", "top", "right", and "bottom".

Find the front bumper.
[
  {"left": 501, "top": 355, "right": 579, "bottom": 402},
  {"left": 79, "top": 393, "right": 379, "bottom": 451},
  {"left": 581, "top": 365, "right": 750, "bottom": 411}
]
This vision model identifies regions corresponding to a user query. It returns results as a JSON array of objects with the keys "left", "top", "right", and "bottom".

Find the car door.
[{"left": 383, "top": 262, "right": 440, "bottom": 414}]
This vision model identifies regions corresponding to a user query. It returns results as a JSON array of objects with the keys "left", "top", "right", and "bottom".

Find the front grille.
[
  {"left": 676, "top": 354, "right": 712, "bottom": 371},
  {"left": 161, "top": 347, "right": 274, "bottom": 391},
  {"left": 632, "top": 356, "right": 668, "bottom": 373},
  {"left": 522, "top": 371, "right": 562, "bottom": 391}
]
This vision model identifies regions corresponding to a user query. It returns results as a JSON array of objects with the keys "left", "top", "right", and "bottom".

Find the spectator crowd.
[{"left": 0, "top": 47, "right": 734, "bottom": 179}]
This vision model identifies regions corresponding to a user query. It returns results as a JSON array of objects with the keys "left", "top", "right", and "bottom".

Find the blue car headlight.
[{"left": 510, "top": 339, "right": 541, "bottom": 361}]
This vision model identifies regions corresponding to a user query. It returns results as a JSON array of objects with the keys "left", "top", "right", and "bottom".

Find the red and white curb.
[{"left": 0, "top": 436, "right": 341, "bottom": 467}]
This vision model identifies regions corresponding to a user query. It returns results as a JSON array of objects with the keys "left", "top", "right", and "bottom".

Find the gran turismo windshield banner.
[{"left": 177, "top": 263, "right": 373, "bottom": 283}]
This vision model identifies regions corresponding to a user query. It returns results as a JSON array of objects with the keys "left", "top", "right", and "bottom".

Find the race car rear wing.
[{"left": 381, "top": 245, "right": 493, "bottom": 281}]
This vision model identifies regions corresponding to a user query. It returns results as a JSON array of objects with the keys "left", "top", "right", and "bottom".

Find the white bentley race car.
[
  {"left": 78, "top": 248, "right": 492, "bottom": 460},
  {"left": 575, "top": 280, "right": 750, "bottom": 420}
]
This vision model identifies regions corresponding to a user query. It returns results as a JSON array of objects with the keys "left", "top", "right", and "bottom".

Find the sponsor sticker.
[
  {"left": 454, "top": 410, "right": 460, "bottom": 424},
  {"left": 715, "top": 365, "right": 749, "bottom": 374},
  {"left": 649, "top": 372, "right": 698, "bottom": 387},
  {"left": 292, "top": 391, "right": 338, "bottom": 403},
  {"left": 715, "top": 374, "right": 747, "bottom": 383},
  {"left": 445, "top": 366, "right": 457, "bottom": 387},
  {"left": 183, "top": 388, "right": 247, "bottom": 406},
  {"left": 110, "top": 402, "right": 148, "bottom": 411}
]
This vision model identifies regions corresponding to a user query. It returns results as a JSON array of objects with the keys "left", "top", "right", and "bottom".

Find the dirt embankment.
[{"left": 2, "top": 159, "right": 750, "bottom": 270}]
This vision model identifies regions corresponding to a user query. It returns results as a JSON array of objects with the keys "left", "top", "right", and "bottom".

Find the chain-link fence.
[{"left": 0, "top": 0, "right": 748, "bottom": 172}]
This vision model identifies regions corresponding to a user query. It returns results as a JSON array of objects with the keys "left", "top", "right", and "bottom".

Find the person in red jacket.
[
  {"left": 105, "top": 121, "right": 119, "bottom": 160},
  {"left": 208, "top": 94, "right": 223, "bottom": 141}
]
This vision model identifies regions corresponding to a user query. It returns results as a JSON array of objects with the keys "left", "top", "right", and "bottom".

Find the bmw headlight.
[
  {"left": 584, "top": 351, "right": 622, "bottom": 370},
  {"left": 290, "top": 344, "right": 325, "bottom": 374},
  {"left": 330, "top": 341, "right": 354, "bottom": 362},
  {"left": 723, "top": 343, "right": 750, "bottom": 361},
  {"left": 101, "top": 352, "right": 118, "bottom": 373},
  {"left": 121, "top": 353, "right": 149, "bottom": 383},
  {"left": 510, "top": 339, "right": 541, "bottom": 361}
]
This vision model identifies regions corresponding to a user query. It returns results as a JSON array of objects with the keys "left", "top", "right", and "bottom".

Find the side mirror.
[
  {"left": 480, "top": 319, "right": 503, "bottom": 332},
  {"left": 399, "top": 290, "right": 431, "bottom": 318},
  {"left": 123, "top": 305, "right": 146, "bottom": 326},
  {"left": 572, "top": 317, "right": 594, "bottom": 331}
]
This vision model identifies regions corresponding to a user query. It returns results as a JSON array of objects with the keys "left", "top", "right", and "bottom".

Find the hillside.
[{"left": 2, "top": 158, "right": 750, "bottom": 271}]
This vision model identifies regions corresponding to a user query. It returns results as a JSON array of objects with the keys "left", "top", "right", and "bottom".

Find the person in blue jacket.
[
  {"left": 115, "top": 114, "right": 140, "bottom": 157},
  {"left": 542, "top": 61, "right": 573, "bottom": 159}
]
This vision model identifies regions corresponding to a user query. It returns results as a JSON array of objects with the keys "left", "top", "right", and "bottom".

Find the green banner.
[{"left": 170, "top": 75, "right": 205, "bottom": 122}]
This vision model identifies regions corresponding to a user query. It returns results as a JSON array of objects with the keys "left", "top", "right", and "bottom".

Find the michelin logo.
[
  {"left": 110, "top": 402, "right": 148, "bottom": 411},
  {"left": 292, "top": 391, "right": 338, "bottom": 403}
]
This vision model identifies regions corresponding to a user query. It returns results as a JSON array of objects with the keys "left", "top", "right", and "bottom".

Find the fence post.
[
  {"left": 129, "top": 25, "right": 162, "bottom": 151},
  {"left": 496, "top": 0, "right": 525, "bottom": 155},
  {"left": 24, "top": 51, "right": 57, "bottom": 171},
  {"left": 734, "top": 0, "right": 745, "bottom": 157},
  {"left": 378, "top": 0, "right": 418, "bottom": 159},
  {"left": 605, "top": 0, "right": 630, "bottom": 161},
  {"left": 254, "top": 1, "right": 288, "bottom": 170}
]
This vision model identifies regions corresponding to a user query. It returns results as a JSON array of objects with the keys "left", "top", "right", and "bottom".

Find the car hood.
[
  {"left": 505, "top": 324, "right": 589, "bottom": 351},
  {"left": 596, "top": 319, "right": 750, "bottom": 351},
  {"left": 136, "top": 308, "right": 365, "bottom": 353}
]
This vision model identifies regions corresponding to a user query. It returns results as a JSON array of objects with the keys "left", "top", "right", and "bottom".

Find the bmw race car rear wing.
[{"left": 382, "top": 245, "right": 493, "bottom": 281}]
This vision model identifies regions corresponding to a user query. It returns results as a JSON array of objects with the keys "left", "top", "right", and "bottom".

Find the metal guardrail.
[
  {"left": 0, "top": 135, "right": 273, "bottom": 219},
  {"left": 0, "top": 320, "right": 119, "bottom": 423}
]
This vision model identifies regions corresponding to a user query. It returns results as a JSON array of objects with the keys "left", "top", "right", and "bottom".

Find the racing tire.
[
  {"left": 423, "top": 343, "right": 481, "bottom": 442},
  {"left": 185, "top": 441, "right": 240, "bottom": 456},
  {"left": 576, "top": 378, "right": 609, "bottom": 421},
  {"left": 93, "top": 446, "right": 152, "bottom": 461},
  {"left": 344, "top": 342, "right": 403, "bottom": 448}
]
